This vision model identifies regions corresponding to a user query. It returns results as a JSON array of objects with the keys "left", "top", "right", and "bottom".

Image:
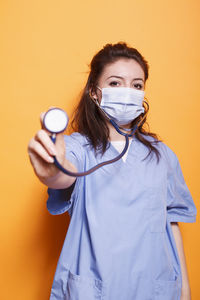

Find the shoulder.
[
  {"left": 140, "top": 133, "right": 178, "bottom": 164},
  {"left": 158, "top": 142, "right": 177, "bottom": 161},
  {"left": 155, "top": 140, "right": 179, "bottom": 167},
  {"left": 64, "top": 132, "right": 88, "bottom": 146},
  {"left": 63, "top": 132, "right": 92, "bottom": 158}
]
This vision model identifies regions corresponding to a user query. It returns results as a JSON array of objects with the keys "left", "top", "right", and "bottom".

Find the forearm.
[{"left": 171, "top": 222, "right": 191, "bottom": 299}]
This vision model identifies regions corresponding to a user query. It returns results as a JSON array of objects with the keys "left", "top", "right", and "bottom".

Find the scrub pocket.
[
  {"left": 154, "top": 274, "right": 181, "bottom": 300},
  {"left": 65, "top": 269, "right": 105, "bottom": 300}
]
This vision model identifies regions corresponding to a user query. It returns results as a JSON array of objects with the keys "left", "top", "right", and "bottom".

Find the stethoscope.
[{"left": 43, "top": 102, "right": 149, "bottom": 177}]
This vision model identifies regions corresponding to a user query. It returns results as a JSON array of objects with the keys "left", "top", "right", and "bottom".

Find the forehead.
[{"left": 100, "top": 58, "right": 145, "bottom": 80}]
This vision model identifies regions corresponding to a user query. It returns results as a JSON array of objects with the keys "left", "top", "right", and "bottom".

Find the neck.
[{"left": 107, "top": 122, "right": 133, "bottom": 141}]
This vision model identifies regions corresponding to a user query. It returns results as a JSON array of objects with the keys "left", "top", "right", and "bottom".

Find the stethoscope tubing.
[{"left": 51, "top": 131, "right": 130, "bottom": 177}]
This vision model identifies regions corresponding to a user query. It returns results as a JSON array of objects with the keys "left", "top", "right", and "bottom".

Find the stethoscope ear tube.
[{"left": 109, "top": 119, "right": 138, "bottom": 137}]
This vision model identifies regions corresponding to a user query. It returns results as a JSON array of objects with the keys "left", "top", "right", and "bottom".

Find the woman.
[{"left": 28, "top": 43, "right": 197, "bottom": 300}]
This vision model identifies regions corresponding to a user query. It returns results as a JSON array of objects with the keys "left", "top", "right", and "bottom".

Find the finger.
[
  {"left": 28, "top": 138, "right": 55, "bottom": 163},
  {"left": 35, "top": 130, "right": 57, "bottom": 156},
  {"left": 28, "top": 151, "right": 56, "bottom": 179},
  {"left": 40, "top": 112, "right": 46, "bottom": 128},
  {"left": 40, "top": 112, "right": 54, "bottom": 136}
]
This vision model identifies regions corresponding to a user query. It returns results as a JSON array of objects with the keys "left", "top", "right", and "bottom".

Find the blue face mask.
[{"left": 97, "top": 87, "right": 145, "bottom": 126}]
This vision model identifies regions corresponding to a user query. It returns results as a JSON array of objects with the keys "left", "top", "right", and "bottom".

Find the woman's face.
[{"left": 94, "top": 58, "right": 145, "bottom": 102}]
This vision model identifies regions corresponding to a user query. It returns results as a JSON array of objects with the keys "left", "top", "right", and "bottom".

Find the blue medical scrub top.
[{"left": 47, "top": 133, "right": 197, "bottom": 300}]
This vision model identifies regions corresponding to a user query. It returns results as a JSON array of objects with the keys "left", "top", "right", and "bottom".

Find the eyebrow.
[{"left": 107, "top": 75, "right": 144, "bottom": 82}]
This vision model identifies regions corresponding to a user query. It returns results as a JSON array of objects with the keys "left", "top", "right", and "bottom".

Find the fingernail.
[
  {"left": 50, "top": 147, "right": 57, "bottom": 156},
  {"left": 48, "top": 156, "right": 54, "bottom": 163}
]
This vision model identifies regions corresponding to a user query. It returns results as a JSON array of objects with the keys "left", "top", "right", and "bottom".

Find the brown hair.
[{"left": 71, "top": 42, "right": 161, "bottom": 161}]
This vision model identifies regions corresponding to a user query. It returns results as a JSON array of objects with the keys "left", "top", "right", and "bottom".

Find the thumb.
[
  {"left": 54, "top": 132, "right": 66, "bottom": 159},
  {"left": 40, "top": 112, "right": 46, "bottom": 129}
]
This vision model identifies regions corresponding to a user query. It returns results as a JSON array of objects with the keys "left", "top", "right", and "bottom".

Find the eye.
[
  {"left": 134, "top": 83, "right": 143, "bottom": 90},
  {"left": 109, "top": 81, "right": 120, "bottom": 87}
]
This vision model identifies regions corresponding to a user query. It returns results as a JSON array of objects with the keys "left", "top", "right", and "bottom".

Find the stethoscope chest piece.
[{"left": 43, "top": 108, "right": 69, "bottom": 133}]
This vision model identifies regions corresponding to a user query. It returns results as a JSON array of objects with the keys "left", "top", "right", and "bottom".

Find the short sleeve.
[
  {"left": 167, "top": 151, "right": 197, "bottom": 223},
  {"left": 47, "top": 183, "right": 76, "bottom": 215},
  {"left": 46, "top": 133, "right": 84, "bottom": 215}
]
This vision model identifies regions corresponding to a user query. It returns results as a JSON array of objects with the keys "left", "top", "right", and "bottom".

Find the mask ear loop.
[
  {"left": 89, "top": 89, "right": 111, "bottom": 121},
  {"left": 136, "top": 98, "right": 149, "bottom": 128}
]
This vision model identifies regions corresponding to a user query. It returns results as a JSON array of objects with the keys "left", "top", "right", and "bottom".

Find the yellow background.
[{"left": 0, "top": 0, "right": 199, "bottom": 299}]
